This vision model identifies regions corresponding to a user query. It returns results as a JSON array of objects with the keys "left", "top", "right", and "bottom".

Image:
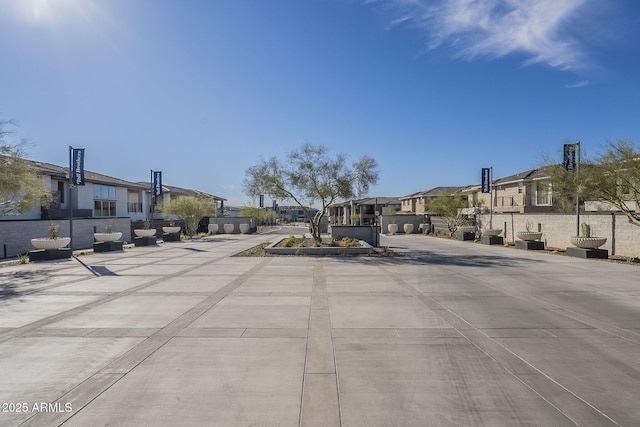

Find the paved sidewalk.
[{"left": 1, "top": 230, "right": 640, "bottom": 426}]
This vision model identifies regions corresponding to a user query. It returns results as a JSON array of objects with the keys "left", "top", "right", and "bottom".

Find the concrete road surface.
[{"left": 1, "top": 226, "right": 639, "bottom": 426}]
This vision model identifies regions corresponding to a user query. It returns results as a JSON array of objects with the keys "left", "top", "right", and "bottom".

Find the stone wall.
[
  {"left": 476, "top": 212, "right": 640, "bottom": 258},
  {"left": 0, "top": 218, "right": 132, "bottom": 259}
]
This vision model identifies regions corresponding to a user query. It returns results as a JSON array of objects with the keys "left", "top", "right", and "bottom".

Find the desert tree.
[
  {"left": 544, "top": 139, "right": 640, "bottom": 227},
  {"left": 244, "top": 143, "right": 379, "bottom": 242},
  {"left": 0, "top": 120, "right": 51, "bottom": 216},
  {"left": 425, "top": 192, "right": 470, "bottom": 237},
  {"left": 159, "top": 195, "right": 217, "bottom": 237}
]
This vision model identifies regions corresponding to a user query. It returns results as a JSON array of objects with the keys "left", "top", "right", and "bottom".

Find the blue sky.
[{"left": 1, "top": 0, "right": 640, "bottom": 206}]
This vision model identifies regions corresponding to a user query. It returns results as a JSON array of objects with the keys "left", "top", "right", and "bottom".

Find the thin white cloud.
[
  {"left": 371, "top": 0, "right": 591, "bottom": 71},
  {"left": 565, "top": 80, "right": 590, "bottom": 89}
]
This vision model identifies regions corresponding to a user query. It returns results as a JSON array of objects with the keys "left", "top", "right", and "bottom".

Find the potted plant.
[
  {"left": 134, "top": 219, "right": 157, "bottom": 237},
  {"left": 94, "top": 223, "right": 122, "bottom": 242},
  {"left": 162, "top": 221, "right": 181, "bottom": 234},
  {"left": 31, "top": 223, "right": 71, "bottom": 250},
  {"left": 482, "top": 227, "right": 502, "bottom": 237},
  {"left": 516, "top": 220, "right": 543, "bottom": 242},
  {"left": 570, "top": 223, "right": 607, "bottom": 249}
]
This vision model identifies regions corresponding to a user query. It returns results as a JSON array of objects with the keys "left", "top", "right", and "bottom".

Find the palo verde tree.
[
  {"left": 544, "top": 139, "right": 640, "bottom": 227},
  {"left": 159, "top": 195, "right": 217, "bottom": 237},
  {"left": 244, "top": 143, "right": 379, "bottom": 242},
  {"left": 425, "top": 192, "right": 470, "bottom": 237},
  {"left": 0, "top": 120, "right": 51, "bottom": 216}
]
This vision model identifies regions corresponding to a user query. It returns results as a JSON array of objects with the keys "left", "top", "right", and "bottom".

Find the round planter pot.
[
  {"left": 516, "top": 231, "right": 543, "bottom": 241},
  {"left": 482, "top": 228, "right": 502, "bottom": 237},
  {"left": 239, "top": 223, "right": 250, "bottom": 234},
  {"left": 162, "top": 226, "right": 181, "bottom": 234},
  {"left": 134, "top": 229, "right": 156, "bottom": 238},
  {"left": 208, "top": 224, "right": 219, "bottom": 234},
  {"left": 223, "top": 223, "right": 235, "bottom": 234},
  {"left": 94, "top": 232, "right": 122, "bottom": 242},
  {"left": 570, "top": 236, "right": 607, "bottom": 249},
  {"left": 31, "top": 237, "right": 71, "bottom": 250},
  {"left": 457, "top": 226, "right": 475, "bottom": 233},
  {"left": 403, "top": 223, "right": 414, "bottom": 234},
  {"left": 387, "top": 223, "right": 398, "bottom": 235}
]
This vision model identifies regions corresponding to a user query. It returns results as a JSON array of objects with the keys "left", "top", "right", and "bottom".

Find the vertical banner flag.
[
  {"left": 153, "top": 171, "right": 163, "bottom": 197},
  {"left": 71, "top": 148, "right": 86, "bottom": 186},
  {"left": 563, "top": 144, "right": 577, "bottom": 172},
  {"left": 481, "top": 168, "right": 491, "bottom": 193},
  {"left": 259, "top": 195, "right": 264, "bottom": 208}
]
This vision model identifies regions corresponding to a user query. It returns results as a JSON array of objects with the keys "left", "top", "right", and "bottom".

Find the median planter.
[
  {"left": 223, "top": 224, "right": 235, "bottom": 234},
  {"left": 265, "top": 237, "right": 374, "bottom": 255},
  {"left": 403, "top": 224, "right": 414, "bottom": 234},
  {"left": 208, "top": 224, "right": 219, "bottom": 234},
  {"left": 239, "top": 223, "right": 251, "bottom": 234}
]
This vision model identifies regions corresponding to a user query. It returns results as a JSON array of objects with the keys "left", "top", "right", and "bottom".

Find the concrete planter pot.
[
  {"left": 162, "top": 226, "right": 181, "bottom": 234},
  {"left": 134, "top": 229, "right": 157, "bottom": 237},
  {"left": 570, "top": 236, "right": 607, "bottom": 249},
  {"left": 403, "top": 224, "right": 414, "bottom": 234},
  {"left": 516, "top": 231, "right": 543, "bottom": 241},
  {"left": 93, "top": 232, "right": 122, "bottom": 242},
  {"left": 239, "top": 223, "right": 250, "bottom": 234},
  {"left": 387, "top": 223, "right": 398, "bottom": 235},
  {"left": 457, "top": 225, "right": 475, "bottom": 233},
  {"left": 208, "top": 224, "right": 219, "bottom": 234},
  {"left": 482, "top": 228, "right": 502, "bottom": 237},
  {"left": 31, "top": 237, "right": 71, "bottom": 250},
  {"left": 223, "top": 224, "right": 235, "bottom": 234}
]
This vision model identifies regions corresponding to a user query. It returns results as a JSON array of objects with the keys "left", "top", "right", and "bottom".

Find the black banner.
[
  {"left": 563, "top": 144, "right": 577, "bottom": 172},
  {"left": 153, "top": 171, "right": 163, "bottom": 196},
  {"left": 71, "top": 148, "right": 85, "bottom": 186},
  {"left": 481, "top": 168, "right": 491, "bottom": 193}
]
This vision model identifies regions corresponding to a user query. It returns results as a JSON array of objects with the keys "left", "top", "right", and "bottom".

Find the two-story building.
[
  {"left": 2, "top": 160, "right": 225, "bottom": 222},
  {"left": 399, "top": 187, "right": 467, "bottom": 214},
  {"left": 328, "top": 197, "right": 401, "bottom": 225}
]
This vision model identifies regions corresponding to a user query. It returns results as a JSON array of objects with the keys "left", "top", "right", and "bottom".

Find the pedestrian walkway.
[{"left": 1, "top": 230, "right": 639, "bottom": 426}]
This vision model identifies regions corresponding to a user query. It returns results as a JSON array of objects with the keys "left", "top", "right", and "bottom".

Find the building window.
[
  {"left": 535, "top": 181, "right": 552, "bottom": 206},
  {"left": 94, "top": 184, "right": 117, "bottom": 217},
  {"left": 518, "top": 182, "right": 524, "bottom": 194},
  {"left": 94, "top": 200, "right": 116, "bottom": 217},
  {"left": 94, "top": 184, "right": 116, "bottom": 200}
]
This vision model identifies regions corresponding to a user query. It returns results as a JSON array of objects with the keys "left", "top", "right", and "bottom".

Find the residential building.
[
  {"left": 2, "top": 160, "right": 225, "bottom": 222},
  {"left": 491, "top": 168, "right": 554, "bottom": 213},
  {"left": 399, "top": 187, "right": 467, "bottom": 214},
  {"left": 278, "top": 205, "right": 320, "bottom": 222},
  {"left": 328, "top": 197, "right": 401, "bottom": 225}
]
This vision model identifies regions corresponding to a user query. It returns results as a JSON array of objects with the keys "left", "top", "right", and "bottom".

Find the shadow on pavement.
[{"left": 0, "top": 271, "right": 50, "bottom": 300}]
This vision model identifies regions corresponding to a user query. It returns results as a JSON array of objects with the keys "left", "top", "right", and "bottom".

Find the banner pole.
[
  {"left": 68, "top": 146, "right": 74, "bottom": 252},
  {"left": 576, "top": 141, "right": 581, "bottom": 236},
  {"left": 489, "top": 166, "right": 493, "bottom": 229}
]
